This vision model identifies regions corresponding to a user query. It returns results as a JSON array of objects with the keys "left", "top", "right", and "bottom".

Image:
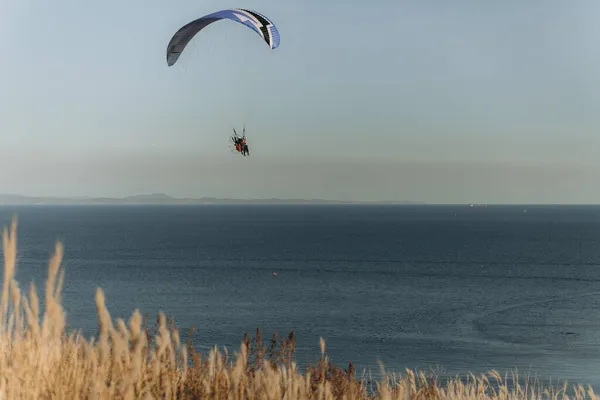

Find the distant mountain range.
[{"left": 0, "top": 193, "right": 427, "bottom": 205}]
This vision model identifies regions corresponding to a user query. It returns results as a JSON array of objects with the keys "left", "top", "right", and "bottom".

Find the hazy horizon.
[{"left": 2, "top": 0, "right": 599, "bottom": 204}]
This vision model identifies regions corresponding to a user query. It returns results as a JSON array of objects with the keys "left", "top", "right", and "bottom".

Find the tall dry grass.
[{"left": 0, "top": 216, "right": 598, "bottom": 399}]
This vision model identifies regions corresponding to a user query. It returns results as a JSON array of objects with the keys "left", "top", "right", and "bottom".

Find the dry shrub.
[{"left": 0, "top": 216, "right": 597, "bottom": 399}]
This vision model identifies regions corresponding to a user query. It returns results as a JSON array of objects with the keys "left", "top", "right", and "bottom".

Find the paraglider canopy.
[{"left": 166, "top": 8, "right": 280, "bottom": 67}]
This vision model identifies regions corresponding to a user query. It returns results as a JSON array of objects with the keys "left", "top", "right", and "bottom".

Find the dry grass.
[{"left": 0, "top": 216, "right": 597, "bottom": 399}]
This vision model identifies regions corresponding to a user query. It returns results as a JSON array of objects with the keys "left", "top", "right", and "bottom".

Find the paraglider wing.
[{"left": 166, "top": 8, "right": 280, "bottom": 66}]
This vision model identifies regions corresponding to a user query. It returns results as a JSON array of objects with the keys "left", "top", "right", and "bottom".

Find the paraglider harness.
[{"left": 231, "top": 127, "right": 249, "bottom": 156}]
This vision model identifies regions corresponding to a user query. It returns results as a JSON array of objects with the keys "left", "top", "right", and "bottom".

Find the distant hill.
[{"left": 0, "top": 193, "right": 427, "bottom": 205}]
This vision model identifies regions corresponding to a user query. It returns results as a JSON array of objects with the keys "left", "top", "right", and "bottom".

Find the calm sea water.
[{"left": 1, "top": 204, "right": 600, "bottom": 389}]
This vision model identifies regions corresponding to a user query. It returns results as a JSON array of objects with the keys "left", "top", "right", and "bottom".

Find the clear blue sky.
[{"left": 1, "top": 0, "right": 599, "bottom": 203}]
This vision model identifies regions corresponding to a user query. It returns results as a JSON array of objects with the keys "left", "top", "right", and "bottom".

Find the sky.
[{"left": 1, "top": 0, "right": 599, "bottom": 203}]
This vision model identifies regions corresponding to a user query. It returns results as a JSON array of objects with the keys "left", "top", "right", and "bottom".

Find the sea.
[{"left": 1, "top": 204, "right": 600, "bottom": 391}]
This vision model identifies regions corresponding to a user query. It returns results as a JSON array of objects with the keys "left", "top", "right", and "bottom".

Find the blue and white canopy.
[{"left": 166, "top": 8, "right": 281, "bottom": 67}]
